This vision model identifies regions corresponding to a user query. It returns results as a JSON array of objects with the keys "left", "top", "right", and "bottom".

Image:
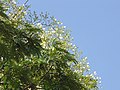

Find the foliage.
[{"left": 0, "top": 0, "right": 100, "bottom": 90}]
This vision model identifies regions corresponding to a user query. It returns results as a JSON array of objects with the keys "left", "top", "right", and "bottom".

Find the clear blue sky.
[{"left": 19, "top": 0, "right": 120, "bottom": 90}]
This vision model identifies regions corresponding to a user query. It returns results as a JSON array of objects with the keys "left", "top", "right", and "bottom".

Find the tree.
[{"left": 0, "top": 0, "right": 100, "bottom": 90}]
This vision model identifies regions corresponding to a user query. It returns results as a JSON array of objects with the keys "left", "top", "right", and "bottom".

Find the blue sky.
[{"left": 19, "top": 0, "right": 120, "bottom": 90}]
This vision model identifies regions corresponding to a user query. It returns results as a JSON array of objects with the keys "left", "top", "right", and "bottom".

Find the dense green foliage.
[{"left": 0, "top": 0, "right": 100, "bottom": 90}]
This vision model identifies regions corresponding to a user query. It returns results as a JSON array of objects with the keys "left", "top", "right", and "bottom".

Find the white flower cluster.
[
  {"left": 73, "top": 57, "right": 90, "bottom": 74},
  {"left": 86, "top": 72, "right": 102, "bottom": 84},
  {"left": 73, "top": 56, "right": 101, "bottom": 86},
  {"left": 37, "top": 23, "right": 42, "bottom": 28},
  {"left": 36, "top": 17, "right": 101, "bottom": 86},
  {"left": 37, "top": 19, "right": 72, "bottom": 50}
]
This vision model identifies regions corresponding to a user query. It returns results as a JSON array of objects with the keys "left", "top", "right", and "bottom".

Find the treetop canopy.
[{"left": 0, "top": 0, "right": 100, "bottom": 90}]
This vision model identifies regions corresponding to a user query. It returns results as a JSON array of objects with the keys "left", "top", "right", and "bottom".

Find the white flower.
[
  {"left": 87, "top": 62, "right": 89, "bottom": 65},
  {"left": 86, "top": 75, "right": 89, "bottom": 77},
  {"left": 73, "top": 44, "right": 76, "bottom": 47},
  {"left": 99, "top": 81, "right": 101, "bottom": 84},
  {"left": 23, "top": 11, "right": 27, "bottom": 15},
  {"left": 93, "top": 71, "right": 97, "bottom": 75},
  {"left": 11, "top": 0, "right": 16, "bottom": 4},
  {"left": 74, "top": 70, "right": 77, "bottom": 73},
  {"left": 42, "top": 28, "right": 45, "bottom": 30},
  {"left": 63, "top": 26, "right": 66, "bottom": 28},
  {"left": 41, "top": 35, "right": 44, "bottom": 38},
  {"left": 61, "top": 30, "right": 64, "bottom": 33},
  {"left": 90, "top": 74, "right": 93, "bottom": 77},
  {"left": 37, "top": 32, "right": 39, "bottom": 34},
  {"left": 54, "top": 18, "right": 57, "bottom": 21},
  {"left": 70, "top": 43, "right": 72, "bottom": 45},
  {"left": 96, "top": 77, "right": 99, "bottom": 79},
  {"left": 22, "top": 4, "right": 25, "bottom": 7},
  {"left": 86, "top": 65, "right": 89, "bottom": 68},
  {"left": 37, "top": 23, "right": 42, "bottom": 28},
  {"left": 79, "top": 62, "right": 82, "bottom": 64},
  {"left": 57, "top": 21, "right": 61, "bottom": 24},
  {"left": 37, "top": 23, "right": 41, "bottom": 26},
  {"left": 84, "top": 57, "right": 87, "bottom": 60},
  {"left": 79, "top": 78, "right": 82, "bottom": 81},
  {"left": 59, "top": 36, "right": 63, "bottom": 39},
  {"left": 80, "top": 70, "right": 82, "bottom": 73},
  {"left": 83, "top": 67, "right": 85, "bottom": 69},
  {"left": 1, "top": 57, "right": 3, "bottom": 60},
  {"left": 88, "top": 69, "right": 90, "bottom": 71},
  {"left": 51, "top": 30, "right": 55, "bottom": 33}
]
